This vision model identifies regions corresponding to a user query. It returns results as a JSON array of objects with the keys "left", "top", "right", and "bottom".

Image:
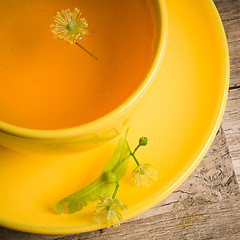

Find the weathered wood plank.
[
  {"left": 222, "top": 88, "right": 240, "bottom": 183},
  {"left": 215, "top": 0, "right": 240, "bottom": 183},
  {"left": 129, "top": 127, "right": 239, "bottom": 222},
  {"left": 78, "top": 197, "right": 240, "bottom": 240},
  {"left": 3, "top": 197, "right": 239, "bottom": 240},
  {"left": 0, "top": 126, "right": 239, "bottom": 239},
  {"left": 0, "top": 0, "right": 239, "bottom": 239},
  {"left": 215, "top": 0, "right": 240, "bottom": 88}
]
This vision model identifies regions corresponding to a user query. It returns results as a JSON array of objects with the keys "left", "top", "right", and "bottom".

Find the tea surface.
[{"left": 0, "top": 0, "right": 156, "bottom": 129}]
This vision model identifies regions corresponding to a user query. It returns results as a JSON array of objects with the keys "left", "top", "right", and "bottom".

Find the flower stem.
[
  {"left": 113, "top": 139, "right": 141, "bottom": 174},
  {"left": 131, "top": 153, "right": 140, "bottom": 166},
  {"left": 112, "top": 182, "right": 119, "bottom": 200},
  {"left": 133, "top": 145, "right": 140, "bottom": 155},
  {"left": 126, "top": 142, "right": 140, "bottom": 166},
  {"left": 75, "top": 42, "right": 98, "bottom": 60}
]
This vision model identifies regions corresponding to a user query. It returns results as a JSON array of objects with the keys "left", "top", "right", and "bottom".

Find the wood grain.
[
  {"left": 0, "top": 0, "right": 239, "bottom": 239},
  {"left": 2, "top": 198, "right": 239, "bottom": 240},
  {"left": 0, "top": 127, "right": 239, "bottom": 239},
  {"left": 218, "top": 0, "right": 240, "bottom": 184},
  {"left": 215, "top": 0, "right": 240, "bottom": 88},
  {"left": 75, "top": 197, "right": 240, "bottom": 240},
  {"left": 222, "top": 89, "right": 240, "bottom": 183}
]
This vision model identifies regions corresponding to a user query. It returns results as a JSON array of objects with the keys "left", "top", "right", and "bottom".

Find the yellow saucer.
[{"left": 0, "top": 0, "right": 229, "bottom": 234}]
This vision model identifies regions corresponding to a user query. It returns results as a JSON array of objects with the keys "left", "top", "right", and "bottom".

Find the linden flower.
[
  {"left": 50, "top": 8, "right": 88, "bottom": 44},
  {"left": 132, "top": 163, "right": 158, "bottom": 187},
  {"left": 95, "top": 197, "right": 127, "bottom": 228}
]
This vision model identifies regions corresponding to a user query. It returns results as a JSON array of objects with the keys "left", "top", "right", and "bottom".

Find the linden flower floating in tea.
[
  {"left": 50, "top": 8, "right": 88, "bottom": 43},
  {"left": 51, "top": 8, "right": 97, "bottom": 60},
  {"left": 56, "top": 130, "right": 158, "bottom": 228}
]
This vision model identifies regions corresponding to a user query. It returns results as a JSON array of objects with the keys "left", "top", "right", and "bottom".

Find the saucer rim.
[{"left": 0, "top": 0, "right": 229, "bottom": 234}]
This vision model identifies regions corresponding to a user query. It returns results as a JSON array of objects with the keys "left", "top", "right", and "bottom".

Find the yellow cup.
[{"left": 0, "top": 0, "right": 168, "bottom": 155}]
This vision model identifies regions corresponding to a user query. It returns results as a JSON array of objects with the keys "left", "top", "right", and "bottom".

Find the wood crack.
[{"left": 229, "top": 85, "right": 240, "bottom": 90}]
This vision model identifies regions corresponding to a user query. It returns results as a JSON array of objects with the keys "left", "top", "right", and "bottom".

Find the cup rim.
[{"left": 0, "top": 0, "right": 168, "bottom": 140}]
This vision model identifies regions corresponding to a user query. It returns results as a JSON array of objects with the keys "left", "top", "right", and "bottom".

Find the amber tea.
[{"left": 0, "top": 0, "right": 157, "bottom": 130}]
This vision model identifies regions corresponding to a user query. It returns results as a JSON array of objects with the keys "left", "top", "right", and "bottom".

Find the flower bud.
[{"left": 139, "top": 137, "right": 148, "bottom": 146}]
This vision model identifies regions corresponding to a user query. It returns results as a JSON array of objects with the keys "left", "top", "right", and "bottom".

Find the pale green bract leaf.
[{"left": 56, "top": 129, "right": 129, "bottom": 215}]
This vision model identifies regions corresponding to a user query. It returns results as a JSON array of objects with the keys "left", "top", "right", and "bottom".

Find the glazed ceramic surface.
[
  {"left": 0, "top": 0, "right": 229, "bottom": 234},
  {"left": 0, "top": 0, "right": 167, "bottom": 155}
]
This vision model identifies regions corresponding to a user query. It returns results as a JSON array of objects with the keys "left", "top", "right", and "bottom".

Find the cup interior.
[{"left": 0, "top": 0, "right": 167, "bottom": 139}]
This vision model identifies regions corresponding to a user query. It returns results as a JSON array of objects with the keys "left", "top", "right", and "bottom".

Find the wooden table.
[{"left": 0, "top": 0, "right": 239, "bottom": 239}]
